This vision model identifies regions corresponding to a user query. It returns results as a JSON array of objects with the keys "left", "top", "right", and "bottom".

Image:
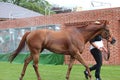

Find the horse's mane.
[
  {"left": 64, "top": 21, "right": 92, "bottom": 27},
  {"left": 62, "top": 20, "right": 108, "bottom": 29}
]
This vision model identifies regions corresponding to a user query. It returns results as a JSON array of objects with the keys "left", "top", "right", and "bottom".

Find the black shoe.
[
  {"left": 96, "top": 78, "right": 102, "bottom": 80},
  {"left": 84, "top": 71, "right": 88, "bottom": 79}
]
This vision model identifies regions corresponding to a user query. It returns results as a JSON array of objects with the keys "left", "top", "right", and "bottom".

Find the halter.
[{"left": 103, "top": 29, "right": 110, "bottom": 40}]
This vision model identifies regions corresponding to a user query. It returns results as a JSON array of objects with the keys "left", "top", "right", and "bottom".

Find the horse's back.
[{"left": 26, "top": 29, "right": 68, "bottom": 49}]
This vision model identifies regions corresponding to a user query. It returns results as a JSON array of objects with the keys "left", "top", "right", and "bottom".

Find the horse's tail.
[{"left": 9, "top": 31, "right": 30, "bottom": 63}]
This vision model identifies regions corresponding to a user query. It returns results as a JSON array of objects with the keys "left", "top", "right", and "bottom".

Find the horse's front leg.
[
  {"left": 19, "top": 55, "right": 32, "bottom": 80},
  {"left": 66, "top": 56, "right": 75, "bottom": 80},
  {"left": 74, "top": 51, "right": 92, "bottom": 80}
]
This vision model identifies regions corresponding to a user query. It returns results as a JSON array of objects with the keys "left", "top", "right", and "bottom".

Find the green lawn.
[{"left": 0, "top": 62, "right": 120, "bottom": 80}]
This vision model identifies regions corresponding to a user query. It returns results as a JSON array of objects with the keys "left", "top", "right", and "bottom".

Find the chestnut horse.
[{"left": 9, "top": 20, "right": 116, "bottom": 80}]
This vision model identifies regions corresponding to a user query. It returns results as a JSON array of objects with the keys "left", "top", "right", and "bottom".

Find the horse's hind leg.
[
  {"left": 74, "top": 51, "right": 92, "bottom": 80},
  {"left": 31, "top": 49, "right": 41, "bottom": 80},
  {"left": 19, "top": 55, "right": 32, "bottom": 80},
  {"left": 66, "top": 56, "right": 75, "bottom": 80}
]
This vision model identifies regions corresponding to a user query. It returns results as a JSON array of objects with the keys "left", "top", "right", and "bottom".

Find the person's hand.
[
  {"left": 103, "top": 47, "right": 108, "bottom": 53},
  {"left": 99, "top": 47, "right": 104, "bottom": 52},
  {"left": 99, "top": 47, "right": 108, "bottom": 54}
]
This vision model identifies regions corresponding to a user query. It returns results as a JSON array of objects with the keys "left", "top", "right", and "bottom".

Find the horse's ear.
[
  {"left": 105, "top": 20, "right": 109, "bottom": 25},
  {"left": 102, "top": 20, "right": 109, "bottom": 27}
]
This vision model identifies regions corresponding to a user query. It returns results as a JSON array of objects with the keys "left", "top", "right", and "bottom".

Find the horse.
[{"left": 9, "top": 20, "right": 116, "bottom": 80}]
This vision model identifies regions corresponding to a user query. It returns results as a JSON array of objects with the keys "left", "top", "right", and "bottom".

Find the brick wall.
[{"left": 0, "top": 7, "right": 120, "bottom": 65}]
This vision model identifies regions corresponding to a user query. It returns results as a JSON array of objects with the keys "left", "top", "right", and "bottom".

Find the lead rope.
[{"left": 103, "top": 41, "right": 110, "bottom": 61}]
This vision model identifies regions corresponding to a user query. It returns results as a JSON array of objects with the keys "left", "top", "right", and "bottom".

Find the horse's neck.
[
  {"left": 82, "top": 28, "right": 103, "bottom": 43},
  {"left": 63, "top": 23, "right": 105, "bottom": 43},
  {"left": 84, "top": 23, "right": 105, "bottom": 42}
]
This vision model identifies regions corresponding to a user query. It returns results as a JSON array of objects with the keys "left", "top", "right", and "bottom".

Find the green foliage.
[
  {"left": 20, "top": 2, "right": 45, "bottom": 14},
  {"left": 0, "top": 0, "right": 55, "bottom": 15}
]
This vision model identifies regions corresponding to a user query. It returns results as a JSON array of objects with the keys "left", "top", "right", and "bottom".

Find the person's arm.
[
  {"left": 99, "top": 46, "right": 108, "bottom": 53},
  {"left": 90, "top": 41, "right": 108, "bottom": 53}
]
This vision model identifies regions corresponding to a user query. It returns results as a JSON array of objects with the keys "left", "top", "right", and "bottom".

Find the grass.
[{"left": 0, "top": 62, "right": 120, "bottom": 80}]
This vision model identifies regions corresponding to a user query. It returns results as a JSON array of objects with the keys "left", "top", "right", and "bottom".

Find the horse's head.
[
  {"left": 99, "top": 21, "right": 116, "bottom": 44},
  {"left": 95, "top": 20, "right": 116, "bottom": 61}
]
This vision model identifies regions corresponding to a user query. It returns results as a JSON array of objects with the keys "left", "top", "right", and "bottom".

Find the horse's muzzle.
[{"left": 110, "top": 38, "right": 116, "bottom": 44}]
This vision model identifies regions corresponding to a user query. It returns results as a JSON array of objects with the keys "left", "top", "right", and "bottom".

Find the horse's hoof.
[
  {"left": 66, "top": 77, "right": 69, "bottom": 80},
  {"left": 38, "top": 78, "right": 41, "bottom": 80},
  {"left": 19, "top": 77, "right": 22, "bottom": 80}
]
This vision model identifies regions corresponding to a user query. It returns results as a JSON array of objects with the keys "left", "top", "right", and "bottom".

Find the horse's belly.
[{"left": 46, "top": 44, "right": 69, "bottom": 55}]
